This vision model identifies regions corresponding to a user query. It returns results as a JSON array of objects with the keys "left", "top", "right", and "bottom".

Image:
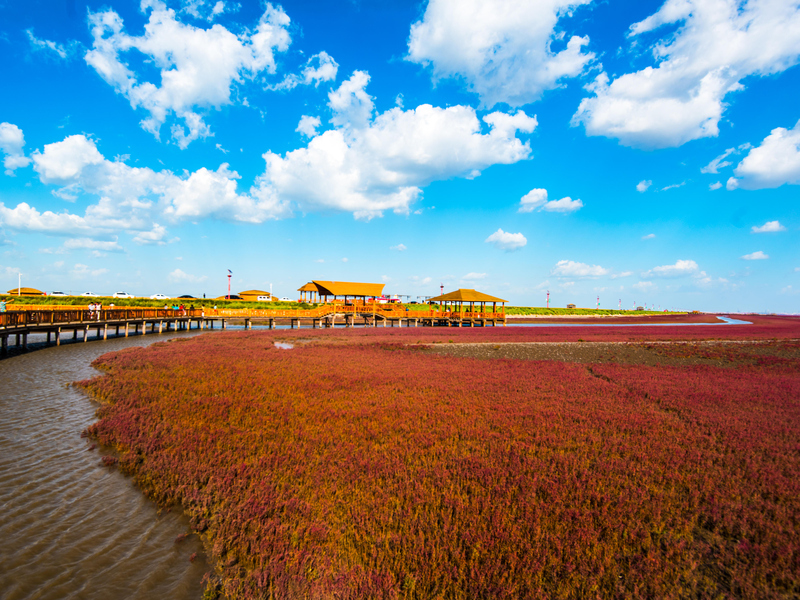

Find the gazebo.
[
  {"left": 298, "top": 280, "right": 385, "bottom": 303},
  {"left": 427, "top": 288, "right": 507, "bottom": 317},
  {"left": 5, "top": 287, "right": 45, "bottom": 297}
]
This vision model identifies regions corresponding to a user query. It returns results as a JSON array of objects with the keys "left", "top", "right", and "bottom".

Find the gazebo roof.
[
  {"left": 239, "top": 289, "right": 271, "bottom": 296},
  {"left": 428, "top": 288, "right": 508, "bottom": 303},
  {"left": 298, "top": 280, "right": 385, "bottom": 297},
  {"left": 5, "top": 287, "right": 45, "bottom": 296}
]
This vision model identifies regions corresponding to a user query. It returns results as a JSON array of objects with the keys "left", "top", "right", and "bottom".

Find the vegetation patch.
[{"left": 77, "top": 325, "right": 800, "bottom": 599}]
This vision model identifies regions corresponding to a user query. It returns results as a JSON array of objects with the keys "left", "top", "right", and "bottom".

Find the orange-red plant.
[{"left": 79, "top": 328, "right": 800, "bottom": 599}]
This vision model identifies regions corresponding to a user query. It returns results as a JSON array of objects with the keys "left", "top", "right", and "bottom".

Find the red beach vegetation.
[{"left": 78, "top": 318, "right": 800, "bottom": 599}]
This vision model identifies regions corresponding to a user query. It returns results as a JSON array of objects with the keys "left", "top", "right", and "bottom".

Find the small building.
[
  {"left": 566, "top": 303, "right": 576, "bottom": 309},
  {"left": 298, "top": 280, "right": 385, "bottom": 303},
  {"left": 239, "top": 290, "right": 277, "bottom": 302},
  {"left": 5, "top": 287, "right": 46, "bottom": 297}
]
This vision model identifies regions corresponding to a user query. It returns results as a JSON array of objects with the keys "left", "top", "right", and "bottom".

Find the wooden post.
[
  {"left": 158, "top": 321, "right": 163, "bottom": 334},
  {"left": 1, "top": 334, "right": 6, "bottom": 355},
  {"left": 125, "top": 323, "right": 129, "bottom": 337},
  {"left": 47, "top": 331, "right": 52, "bottom": 344},
  {"left": 73, "top": 328, "right": 78, "bottom": 340},
  {"left": 16, "top": 333, "right": 20, "bottom": 346},
  {"left": 22, "top": 333, "right": 28, "bottom": 350},
  {"left": 56, "top": 327, "right": 61, "bottom": 346},
  {"left": 103, "top": 324, "right": 108, "bottom": 340},
  {"left": 222, "top": 320, "right": 227, "bottom": 329},
  {"left": 84, "top": 326, "right": 89, "bottom": 342}
]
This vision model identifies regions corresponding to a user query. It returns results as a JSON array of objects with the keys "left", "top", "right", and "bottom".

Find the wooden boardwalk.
[{"left": 0, "top": 303, "right": 505, "bottom": 355}]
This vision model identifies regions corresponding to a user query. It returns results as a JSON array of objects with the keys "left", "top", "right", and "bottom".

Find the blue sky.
[{"left": 0, "top": 0, "right": 798, "bottom": 311}]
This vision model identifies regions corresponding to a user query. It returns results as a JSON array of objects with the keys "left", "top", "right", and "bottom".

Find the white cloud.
[
  {"left": 390, "top": 243, "right": 407, "bottom": 251},
  {"left": 0, "top": 123, "right": 31, "bottom": 175},
  {"left": 518, "top": 188, "right": 582, "bottom": 213},
  {"left": 407, "top": 0, "right": 594, "bottom": 107},
  {"left": 296, "top": 115, "right": 321, "bottom": 138},
  {"left": 260, "top": 72, "right": 536, "bottom": 220},
  {"left": 132, "top": 224, "right": 169, "bottom": 245},
  {"left": 84, "top": 2, "right": 291, "bottom": 147},
  {"left": 752, "top": 220, "right": 786, "bottom": 233},
  {"left": 462, "top": 272, "right": 487, "bottom": 280},
  {"left": 26, "top": 29, "right": 77, "bottom": 60},
  {"left": 741, "top": 250, "right": 768, "bottom": 260},
  {"left": 660, "top": 182, "right": 685, "bottom": 191},
  {"left": 270, "top": 51, "right": 339, "bottom": 91},
  {"left": 341, "top": 257, "right": 348, "bottom": 262},
  {"left": 168, "top": 268, "right": 208, "bottom": 283},
  {"left": 641, "top": 233, "right": 656, "bottom": 240},
  {"left": 702, "top": 147, "right": 734, "bottom": 174},
  {"left": 552, "top": 260, "right": 609, "bottom": 278},
  {"left": 32, "top": 135, "right": 105, "bottom": 183},
  {"left": 63, "top": 238, "right": 124, "bottom": 252},
  {"left": 573, "top": 0, "right": 800, "bottom": 148},
  {"left": 541, "top": 196, "right": 583, "bottom": 213},
  {"left": 485, "top": 228, "right": 527, "bottom": 251},
  {"left": 633, "top": 281, "right": 655, "bottom": 292},
  {"left": 709, "top": 181, "right": 722, "bottom": 190},
  {"left": 636, "top": 179, "right": 651, "bottom": 193},
  {"left": 179, "top": 0, "right": 236, "bottom": 22},
  {"left": 71, "top": 263, "right": 109, "bottom": 278},
  {"left": 729, "top": 120, "right": 800, "bottom": 189},
  {"left": 644, "top": 259, "right": 699, "bottom": 277}
]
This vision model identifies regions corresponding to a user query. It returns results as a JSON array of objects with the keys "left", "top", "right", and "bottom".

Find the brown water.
[{"left": 0, "top": 331, "right": 210, "bottom": 600}]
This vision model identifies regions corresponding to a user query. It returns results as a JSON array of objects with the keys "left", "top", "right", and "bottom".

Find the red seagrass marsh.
[{"left": 78, "top": 316, "right": 800, "bottom": 599}]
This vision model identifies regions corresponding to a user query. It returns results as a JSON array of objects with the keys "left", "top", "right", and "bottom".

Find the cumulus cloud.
[
  {"left": 296, "top": 115, "right": 321, "bottom": 138},
  {"left": 741, "top": 250, "right": 768, "bottom": 260},
  {"left": 0, "top": 123, "right": 32, "bottom": 175},
  {"left": 642, "top": 233, "right": 656, "bottom": 240},
  {"left": 552, "top": 260, "right": 609, "bottom": 278},
  {"left": 260, "top": 71, "right": 537, "bottom": 220},
  {"left": 390, "top": 243, "right": 407, "bottom": 251},
  {"left": 643, "top": 259, "right": 699, "bottom": 277},
  {"left": 84, "top": 2, "right": 291, "bottom": 147},
  {"left": 728, "top": 120, "right": 800, "bottom": 189},
  {"left": 269, "top": 51, "right": 339, "bottom": 91},
  {"left": 752, "top": 220, "right": 786, "bottom": 233},
  {"left": 573, "top": 0, "right": 800, "bottom": 148},
  {"left": 462, "top": 272, "right": 487, "bottom": 281},
  {"left": 709, "top": 181, "right": 722, "bottom": 190},
  {"left": 636, "top": 180, "right": 651, "bottom": 192},
  {"left": 407, "top": 0, "right": 594, "bottom": 107},
  {"left": 633, "top": 281, "right": 655, "bottom": 292},
  {"left": 485, "top": 228, "right": 527, "bottom": 251},
  {"left": 71, "top": 263, "right": 108, "bottom": 278},
  {"left": 518, "top": 188, "right": 583, "bottom": 213}
]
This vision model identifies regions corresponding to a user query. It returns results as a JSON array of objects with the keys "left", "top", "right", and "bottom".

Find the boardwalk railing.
[{"left": 1, "top": 303, "right": 506, "bottom": 330}]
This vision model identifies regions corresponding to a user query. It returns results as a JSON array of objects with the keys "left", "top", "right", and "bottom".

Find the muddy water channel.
[{"left": 0, "top": 331, "right": 209, "bottom": 600}]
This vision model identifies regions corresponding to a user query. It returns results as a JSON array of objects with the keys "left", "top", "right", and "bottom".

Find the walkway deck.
[{"left": 0, "top": 304, "right": 505, "bottom": 354}]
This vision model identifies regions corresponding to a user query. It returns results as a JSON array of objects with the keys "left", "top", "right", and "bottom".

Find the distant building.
[
  {"left": 239, "top": 290, "right": 277, "bottom": 302},
  {"left": 566, "top": 303, "right": 576, "bottom": 309},
  {"left": 4, "top": 287, "right": 45, "bottom": 297},
  {"left": 636, "top": 306, "right": 644, "bottom": 311}
]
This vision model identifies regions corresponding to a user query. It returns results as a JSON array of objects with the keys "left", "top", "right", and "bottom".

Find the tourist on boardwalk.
[
  {"left": 0, "top": 298, "right": 11, "bottom": 313},
  {"left": 88, "top": 302, "right": 95, "bottom": 320},
  {"left": 96, "top": 302, "right": 102, "bottom": 321}
]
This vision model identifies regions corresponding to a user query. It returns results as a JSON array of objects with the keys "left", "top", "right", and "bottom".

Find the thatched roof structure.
[
  {"left": 5, "top": 287, "right": 45, "bottom": 297},
  {"left": 427, "top": 289, "right": 507, "bottom": 304}
]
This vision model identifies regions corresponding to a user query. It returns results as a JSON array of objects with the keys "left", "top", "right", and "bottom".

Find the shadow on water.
[{"left": 0, "top": 330, "right": 211, "bottom": 600}]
